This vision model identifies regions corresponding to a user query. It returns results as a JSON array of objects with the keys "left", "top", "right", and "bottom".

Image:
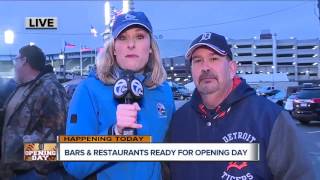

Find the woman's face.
[{"left": 114, "top": 27, "right": 151, "bottom": 72}]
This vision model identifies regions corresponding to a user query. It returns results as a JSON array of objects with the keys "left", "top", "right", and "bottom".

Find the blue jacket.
[
  {"left": 64, "top": 71, "right": 175, "bottom": 180},
  {"left": 167, "top": 78, "right": 315, "bottom": 180}
]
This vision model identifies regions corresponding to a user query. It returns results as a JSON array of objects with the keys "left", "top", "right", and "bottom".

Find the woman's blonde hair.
[{"left": 96, "top": 35, "right": 167, "bottom": 89}]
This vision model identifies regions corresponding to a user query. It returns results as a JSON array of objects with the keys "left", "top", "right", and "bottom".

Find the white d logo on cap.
[
  {"left": 200, "top": 32, "right": 212, "bottom": 41},
  {"left": 124, "top": 14, "right": 138, "bottom": 21}
]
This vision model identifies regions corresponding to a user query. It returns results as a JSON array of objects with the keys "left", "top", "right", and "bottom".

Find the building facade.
[{"left": 1, "top": 32, "right": 320, "bottom": 84}]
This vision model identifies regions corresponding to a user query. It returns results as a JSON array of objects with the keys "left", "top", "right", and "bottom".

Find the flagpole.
[
  {"left": 94, "top": 47, "right": 97, "bottom": 64},
  {"left": 51, "top": 57, "right": 54, "bottom": 67},
  {"left": 63, "top": 48, "right": 65, "bottom": 66},
  {"left": 80, "top": 44, "right": 83, "bottom": 76},
  {"left": 62, "top": 40, "right": 65, "bottom": 66}
]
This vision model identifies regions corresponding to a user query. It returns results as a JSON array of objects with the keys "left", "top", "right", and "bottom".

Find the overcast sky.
[{"left": 0, "top": 0, "right": 319, "bottom": 55}]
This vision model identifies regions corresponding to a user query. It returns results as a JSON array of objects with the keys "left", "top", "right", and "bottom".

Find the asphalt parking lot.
[{"left": 296, "top": 120, "right": 320, "bottom": 179}]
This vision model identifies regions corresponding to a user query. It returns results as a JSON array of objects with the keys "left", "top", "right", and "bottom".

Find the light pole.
[
  {"left": 102, "top": 0, "right": 112, "bottom": 41},
  {"left": 272, "top": 33, "right": 277, "bottom": 75},
  {"left": 123, "top": 0, "right": 134, "bottom": 13},
  {"left": 59, "top": 52, "right": 65, "bottom": 80},
  {"left": 59, "top": 53, "right": 65, "bottom": 64},
  {"left": 4, "top": 30, "right": 15, "bottom": 67},
  {"left": 123, "top": 0, "right": 130, "bottom": 13},
  {"left": 102, "top": 0, "right": 135, "bottom": 42}
]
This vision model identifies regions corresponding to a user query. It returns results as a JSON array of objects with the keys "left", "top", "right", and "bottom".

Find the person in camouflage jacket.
[{"left": 0, "top": 45, "right": 69, "bottom": 179}]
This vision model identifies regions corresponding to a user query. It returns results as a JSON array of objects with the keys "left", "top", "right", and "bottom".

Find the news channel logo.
[
  {"left": 25, "top": 17, "right": 58, "bottom": 29},
  {"left": 24, "top": 143, "right": 57, "bottom": 161}
]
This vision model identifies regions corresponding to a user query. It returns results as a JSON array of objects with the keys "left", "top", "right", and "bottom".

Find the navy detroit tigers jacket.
[{"left": 167, "top": 78, "right": 316, "bottom": 180}]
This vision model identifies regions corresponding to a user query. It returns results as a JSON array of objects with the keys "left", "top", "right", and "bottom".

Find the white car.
[
  {"left": 257, "top": 87, "right": 286, "bottom": 106},
  {"left": 284, "top": 93, "right": 297, "bottom": 112}
]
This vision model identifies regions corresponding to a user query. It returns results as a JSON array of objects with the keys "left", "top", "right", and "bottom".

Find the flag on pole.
[
  {"left": 80, "top": 46, "right": 92, "bottom": 52},
  {"left": 65, "top": 41, "right": 76, "bottom": 48}
]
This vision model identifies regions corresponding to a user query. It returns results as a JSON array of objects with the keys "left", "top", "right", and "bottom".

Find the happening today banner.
[{"left": 24, "top": 136, "right": 259, "bottom": 162}]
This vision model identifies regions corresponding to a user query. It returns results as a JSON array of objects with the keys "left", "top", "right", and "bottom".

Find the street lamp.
[
  {"left": 4, "top": 30, "right": 15, "bottom": 65},
  {"left": 4, "top": 30, "right": 14, "bottom": 44},
  {"left": 103, "top": 1, "right": 112, "bottom": 41},
  {"left": 90, "top": 26, "right": 98, "bottom": 37},
  {"left": 59, "top": 53, "right": 65, "bottom": 60}
]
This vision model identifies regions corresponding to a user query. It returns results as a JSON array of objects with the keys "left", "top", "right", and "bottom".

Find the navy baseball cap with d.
[
  {"left": 185, "top": 32, "right": 233, "bottom": 60},
  {"left": 112, "top": 11, "right": 153, "bottom": 38}
]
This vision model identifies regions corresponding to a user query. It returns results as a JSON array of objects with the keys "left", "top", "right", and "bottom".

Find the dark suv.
[{"left": 292, "top": 88, "right": 320, "bottom": 124}]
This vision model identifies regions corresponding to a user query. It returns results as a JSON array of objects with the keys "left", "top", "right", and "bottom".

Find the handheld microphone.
[{"left": 113, "top": 70, "right": 144, "bottom": 135}]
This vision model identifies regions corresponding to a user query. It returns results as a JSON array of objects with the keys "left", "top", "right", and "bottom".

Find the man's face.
[
  {"left": 13, "top": 53, "right": 27, "bottom": 84},
  {"left": 190, "top": 47, "right": 236, "bottom": 96}
]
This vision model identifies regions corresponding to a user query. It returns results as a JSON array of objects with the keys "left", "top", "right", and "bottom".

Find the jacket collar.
[{"left": 191, "top": 77, "right": 255, "bottom": 120}]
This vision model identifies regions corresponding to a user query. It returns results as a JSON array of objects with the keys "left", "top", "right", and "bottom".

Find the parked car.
[
  {"left": 169, "top": 81, "right": 192, "bottom": 100},
  {"left": 256, "top": 86, "right": 274, "bottom": 96},
  {"left": 62, "top": 78, "right": 84, "bottom": 100},
  {"left": 172, "top": 85, "right": 192, "bottom": 100},
  {"left": 257, "top": 86, "right": 286, "bottom": 106},
  {"left": 266, "top": 89, "right": 286, "bottom": 106},
  {"left": 292, "top": 88, "right": 320, "bottom": 124}
]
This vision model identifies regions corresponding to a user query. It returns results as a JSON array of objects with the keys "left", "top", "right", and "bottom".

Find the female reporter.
[{"left": 64, "top": 11, "right": 175, "bottom": 180}]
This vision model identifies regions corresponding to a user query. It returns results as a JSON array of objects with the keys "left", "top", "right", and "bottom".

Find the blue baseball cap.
[
  {"left": 185, "top": 32, "right": 233, "bottom": 60},
  {"left": 112, "top": 11, "right": 153, "bottom": 38}
]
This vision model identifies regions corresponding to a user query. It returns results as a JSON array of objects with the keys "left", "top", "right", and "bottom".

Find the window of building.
[
  {"left": 238, "top": 53, "right": 252, "bottom": 56},
  {"left": 256, "top": 45, "right": 272, "bottom": 49},
  {"left": 258, "top": 62, "right": 273, "bottom": 65},
  {"left": 297, "top": 54, "right": 314, "bottom": 58},
  {"left": 236, "top": 45, "right": 251, "bottom": 48},
  {"left": 297, "top": 46, "right": 314, "bottom": 49},
  {"left": 256, "top": 53, "right": 272, "bottom": 57},
  {"left": 298, "top": 63, "right": 314, "bottom": 66},
  {"left": 277, "top": 45, "right": 294, "bottom": 49},
  {"left": 162, "top": 58, "right": 172, "bottom": 67},
  {"left": 277, "top": 54, "right": 293, "bottom": 57},
  {"left": 278, "top": 62, "right": 294, "bottom": 65},
  {"left": 238, "top": 61, "right": 252, "bottom": 64},
  {"left": 172, "top": 57, "right": 186, "bottom": 67}
]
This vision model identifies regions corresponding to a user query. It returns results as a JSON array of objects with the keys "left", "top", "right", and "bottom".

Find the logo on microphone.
[
  {"left": 113, "top": 71, "right": 144, "bottom": 136},
  {"left": 131, "top": 79, "right": 143, "bottom": 97},
  {"left": 114, "top": 79, "right": 128, "bottom": 97}
]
